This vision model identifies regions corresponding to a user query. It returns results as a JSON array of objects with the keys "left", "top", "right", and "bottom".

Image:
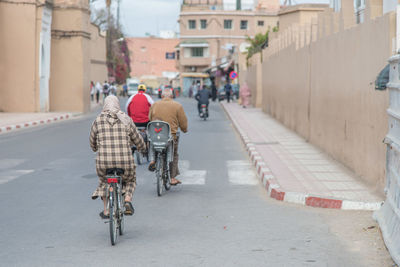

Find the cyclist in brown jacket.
[{"left": 148, "top": 88, "right": 188, "bottom": 185}]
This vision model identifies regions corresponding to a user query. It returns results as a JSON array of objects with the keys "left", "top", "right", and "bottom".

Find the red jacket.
[{"left": 127, "top": 92, "right": 152, "bottom": 123}]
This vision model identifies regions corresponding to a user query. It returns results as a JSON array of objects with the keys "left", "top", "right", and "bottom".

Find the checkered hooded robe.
[{"left": 90, "top": 95, "right": 145, "bottom": 200}]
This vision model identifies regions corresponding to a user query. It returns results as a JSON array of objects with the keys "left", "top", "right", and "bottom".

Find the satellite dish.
[{"left": 239, "top": 42, "right": 251, "bottom": 53}]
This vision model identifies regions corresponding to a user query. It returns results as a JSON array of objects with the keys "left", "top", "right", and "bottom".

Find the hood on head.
[{"left": 105, "top": 111, "right": 119, "bottom": 126}]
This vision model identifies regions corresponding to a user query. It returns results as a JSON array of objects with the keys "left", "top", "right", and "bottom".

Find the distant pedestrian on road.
[
  {"left": 90, "top": 81, "right": 95, "bottom": 101},
  {"left": 224, "top": 81, "right": 232, "bottom": 103},
  {"left": 211, "top": 83, "right": 217, "bottom": 102},
  {"left": 123, "top": 83, "right": 128, "bottom": 97},
  {"left": 189, "top": 82, "right": 194, "bottom": 98},
  {"left": 90, "top": 95, "right": 146, "bottom": 219},
  {"left": 103, "top": 81, "right": 110, "bottom": 99},
  {"left": 240, "top": 82, "right": 251, "bottom": 108},
  {"left": 95, "top": 82, "right": 102, "bottom": 103},
  {"left": 148, "top": 88, "right": 188, "bottom": 186}
]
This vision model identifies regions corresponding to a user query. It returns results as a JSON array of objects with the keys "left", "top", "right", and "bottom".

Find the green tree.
[{"left": 246, "top": 31, "right": 269, "bottom": 60}]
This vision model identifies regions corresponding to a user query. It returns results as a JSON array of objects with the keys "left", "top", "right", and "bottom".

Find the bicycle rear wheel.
[
  {"left": 109, "top": 188, "right": 118, "bottom": 245},
  {"left": 156, "top": 157, "right": 163, "bottom": 196},
  {"left": 164, "top": 159, "right": 171, "bottom": 191}
]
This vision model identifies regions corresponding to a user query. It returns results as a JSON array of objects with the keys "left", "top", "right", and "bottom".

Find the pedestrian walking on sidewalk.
[
  {"left": 89, "top": 95, "right": 146, "bottom": 218},
  {"left": 224, "top": 81, "right": 232, "bottom": 103},
  {"left": 95, "top": 82, "right": 102, "bottom": 103},
  {"left": 240, "top": 82, "right": 251, "bottom": 108}
]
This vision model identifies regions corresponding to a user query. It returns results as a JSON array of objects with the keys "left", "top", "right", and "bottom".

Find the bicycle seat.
[
  {"left": 147, "top": 121, "right": 172, "bottom": 148},
  {"left": 106, "top": 168, "right": 125, "bottom": 176}
]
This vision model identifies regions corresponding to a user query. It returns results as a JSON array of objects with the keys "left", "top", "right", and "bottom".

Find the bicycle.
[
  {"left": 105, "top": 168, "right": 125, "bottom": 245},
  {"left": 147, "top": 121, "right": 174, "bottom": 196},
  {"left": 132, "top": 127, "right": 149, "bottom": 165}
]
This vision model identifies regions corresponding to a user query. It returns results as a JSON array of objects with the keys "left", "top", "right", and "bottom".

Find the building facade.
[
  {"left": 0, "top": 0, "right": 107, "bottom": 113},
  {"left": 126, "top": 37, "right": 179, "bottom": 84},
  {"left": 177, "top": 0, "right": 280, "bottom": 93}
]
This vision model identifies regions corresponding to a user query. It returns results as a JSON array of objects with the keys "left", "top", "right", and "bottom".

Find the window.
[
  {"left": 240, "top": 20, "right": 248, "bottom": 30},
  {"left": 257, "top": 20, "right": 264, "bottom": 26},
  {"left": 188, "top": 20, "right": 196, "bottom": 29},
  {"left": 224, "top": 20, "right": 232, "bottom": 29},
  {"left": 191, "top": 48, "right": 204, "bottom": 57},
  {"left": 200, "top": 19, "right": 207, "bottom": 29}
]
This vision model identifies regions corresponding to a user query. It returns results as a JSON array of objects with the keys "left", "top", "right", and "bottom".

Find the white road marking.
[
  {"left": 0, "top": 159, "right": 26, "bottom": 169},
  {"left": 227, "top": 160, "right": 258, "bottom": 185},
  {"left": 179, "top": 160, "right": 206, "bottom": 185},
  {"left": 0, "top": 169, "right": 34, "bottom": 184}
]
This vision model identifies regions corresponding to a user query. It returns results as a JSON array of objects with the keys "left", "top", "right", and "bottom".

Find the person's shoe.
[
  {"left": 99, "top": 211, "right": 109, "bottom": 219},
  {"left": 124, "top": 202, "right": 135, "bottom": 216},
  {"left": 148, "top": 161, "right": 156, "bottom": 172},
  {"left": 170, "top": 178, "right": 182, "bottom": 186}
]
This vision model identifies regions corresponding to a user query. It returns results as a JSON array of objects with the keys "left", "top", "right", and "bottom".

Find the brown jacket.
[{"left": 149, "top": 98, "right": 188, "bottom": 134}]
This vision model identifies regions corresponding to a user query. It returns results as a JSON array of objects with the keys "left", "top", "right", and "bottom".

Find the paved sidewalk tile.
[{"left": 222, "top": 102, "right": 383, "bottom": 210}]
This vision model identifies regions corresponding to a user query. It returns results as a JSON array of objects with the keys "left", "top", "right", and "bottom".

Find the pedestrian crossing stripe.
[{"left": 227, "top": 160, "right": 258, "bottom": 185}]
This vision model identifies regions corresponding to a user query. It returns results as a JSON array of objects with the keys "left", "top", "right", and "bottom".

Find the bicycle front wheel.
[
  {"left": 156, "top": 157, "right": 163, "bottom": 197},
  {"left": 109, "top": 188, "right": 118, "bottom": 245}
]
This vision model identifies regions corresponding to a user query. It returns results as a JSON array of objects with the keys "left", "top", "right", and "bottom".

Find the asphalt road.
[{"left": 0, "top": 97, "right": 385, "bottom": 266}]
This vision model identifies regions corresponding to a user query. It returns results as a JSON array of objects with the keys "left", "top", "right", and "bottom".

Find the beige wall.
[
  {"left": 0, "top": 2, "right": 41, "bottom": 112},
  {"left": 89, "top": 23, "right": 107, "bottom": 84},
  {"left": 278, "top": 4, "right": 328, "bottom": 31},
  {"left": 0, "top": 0, "right": 97, "bottom": 113},
  {"left": 49, "top": 2, "right": 91, "bottom": 113},
  {"left": 247, "top": 5, "right": 395, "bottom": 191}
]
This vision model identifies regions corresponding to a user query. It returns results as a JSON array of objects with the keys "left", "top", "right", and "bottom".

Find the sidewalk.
[
  {"left": 0, "top": 101, "right": 101, "bottom": 135},
  {"left": 221, "top": 102, "right": 383, "bottom": 210}
]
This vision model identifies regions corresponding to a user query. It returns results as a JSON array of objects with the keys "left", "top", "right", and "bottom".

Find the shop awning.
[
  {"left": 179, "top": 39, "right": 209, "bottom": 48},
  {"left": 180, "top": 72, "right": 210, "bottom": 78}
]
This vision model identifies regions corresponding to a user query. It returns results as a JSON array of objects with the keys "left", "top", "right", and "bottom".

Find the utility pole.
[
  {"left": 106, "top": 0, "right": 112, "bottom": 80},
  {"left": 236, "top": 0, "right": 241, "bottom": 10},
  {"left": 117, "top": 0, "right": 121, "bottom": 30}
]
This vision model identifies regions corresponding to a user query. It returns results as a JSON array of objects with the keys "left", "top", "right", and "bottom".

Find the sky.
[{"left": 92, "top": 0, "right": 329, "bottom": 37}]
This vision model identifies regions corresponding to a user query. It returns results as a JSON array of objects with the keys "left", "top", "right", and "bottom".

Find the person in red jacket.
[{"left": 126, "top": 84, "right": 154, "bottom": 127}]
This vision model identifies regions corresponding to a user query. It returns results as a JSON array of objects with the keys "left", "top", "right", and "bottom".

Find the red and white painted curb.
[
  {"left": 222, "top": 104, "right": 382, "bottom": 210},
  {"left": 0, "top": 114, "right": 72, "bottom": 134}
]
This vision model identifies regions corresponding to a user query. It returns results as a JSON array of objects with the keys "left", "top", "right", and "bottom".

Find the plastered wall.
[{"left": 247, "top": 5, "right": 396, "bottom": 191}]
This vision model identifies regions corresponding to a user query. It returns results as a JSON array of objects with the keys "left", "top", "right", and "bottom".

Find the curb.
[
  {"left": 221, "top": 103, "right": 383, "bottom": 211},
  {"left": 0, "top": 113, "right": 72, "bottom": 134}
]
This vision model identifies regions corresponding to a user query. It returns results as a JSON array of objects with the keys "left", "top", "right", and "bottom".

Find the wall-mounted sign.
[{"left": 166, "top": 52, "right": 175, "bottom": 59}]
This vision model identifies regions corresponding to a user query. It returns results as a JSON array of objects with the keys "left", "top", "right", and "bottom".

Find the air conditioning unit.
[{"left": 190, "top": 66, "right": 196, "bottom": 72}]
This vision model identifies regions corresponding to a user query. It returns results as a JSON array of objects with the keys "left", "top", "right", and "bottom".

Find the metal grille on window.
[
  {"left": 240, "top": 20, "right": 248, "bottom": 30},
  {"left": 189, "top": 20, "right": 196, "bottom": 29},
  {"left": 201, "top": 20, "right": 207, "bottom": 29},
  {"left": 192, "top": 48, "right": 204, "bottom": 57},
  {"left": 224, "top": 20, "right": 232, "bottom": 29}
]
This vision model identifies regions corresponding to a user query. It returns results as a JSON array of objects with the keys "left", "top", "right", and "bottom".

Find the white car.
[{"left": 127, "top": 82, "right": 139, "bottom": 97}]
